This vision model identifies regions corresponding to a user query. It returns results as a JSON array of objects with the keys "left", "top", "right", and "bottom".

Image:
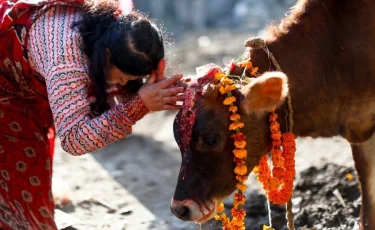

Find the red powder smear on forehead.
[{"left": 175, "top": 64, "right": 222, "bottom": 156}]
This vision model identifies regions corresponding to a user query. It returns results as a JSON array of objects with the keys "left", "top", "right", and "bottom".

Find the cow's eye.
[{"left": 204, "top": 135, "right": 218, "bottom": 146}]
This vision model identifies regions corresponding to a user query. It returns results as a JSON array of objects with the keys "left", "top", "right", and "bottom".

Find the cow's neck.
[{"left": 250, "top": 0, "right": 341, "bottom": 138}]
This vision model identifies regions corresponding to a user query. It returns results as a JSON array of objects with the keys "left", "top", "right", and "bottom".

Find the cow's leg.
[{"left": 351, "top": 134, "right": 375, "bottom": 230}]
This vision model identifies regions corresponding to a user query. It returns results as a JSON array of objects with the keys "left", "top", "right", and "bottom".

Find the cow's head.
[{"left": 171, "top": 64, "right": 289, "bottom": 223}]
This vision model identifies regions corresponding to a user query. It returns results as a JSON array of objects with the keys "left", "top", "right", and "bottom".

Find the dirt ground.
[{"left": 53, "top": 31, "right": 360, "bottom": 230}]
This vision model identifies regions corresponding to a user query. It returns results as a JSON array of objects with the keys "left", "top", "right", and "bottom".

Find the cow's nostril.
[{"left": 171, "top": 205, "right": 191, "bottom": 221}]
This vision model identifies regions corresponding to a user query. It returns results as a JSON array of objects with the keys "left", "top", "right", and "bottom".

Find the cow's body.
[
  {"left": 255, "top": 0, "right": 375, "bottom": 142},
  {"left": 252, "top": 1, "right": 375, "bottom": 227},
  {"left": 171, "top": 0, "right": 375, "bottom": 229}
]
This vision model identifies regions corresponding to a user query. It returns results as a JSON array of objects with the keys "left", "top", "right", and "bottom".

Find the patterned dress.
[{"left": 0, "top": 0, "right": 147, "bottom": 229}]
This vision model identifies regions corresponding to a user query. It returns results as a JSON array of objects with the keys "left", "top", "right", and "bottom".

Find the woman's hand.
[{"left": 138, "top": 73, "right": 185, "bottom": 111}]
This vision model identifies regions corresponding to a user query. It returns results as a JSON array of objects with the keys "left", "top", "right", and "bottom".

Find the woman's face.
[{"left": 106, "top": 64, "right": 144, "bottom": 86}]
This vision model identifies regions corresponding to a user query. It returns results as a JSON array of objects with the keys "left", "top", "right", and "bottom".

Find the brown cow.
[{"left": 170, "top": 0, "right": 375, "bottom": 229}]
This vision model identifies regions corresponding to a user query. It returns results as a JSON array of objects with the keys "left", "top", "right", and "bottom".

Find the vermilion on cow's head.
[{"left": 171, "top": 65, "right": 289, "bottom": 223}]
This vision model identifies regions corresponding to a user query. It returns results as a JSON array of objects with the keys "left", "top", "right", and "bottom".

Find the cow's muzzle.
[{"left": 170, "top": 198, "right": 218, "bottom": 223}]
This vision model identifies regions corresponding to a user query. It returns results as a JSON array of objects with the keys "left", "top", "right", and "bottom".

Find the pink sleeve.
[{"left": 28, "top": 5, "right": 149, "bottom": 155}]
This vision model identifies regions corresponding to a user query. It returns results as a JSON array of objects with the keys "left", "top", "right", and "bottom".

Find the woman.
[{"left": 0, "top": 0, "right": 184, "bottom": 229}]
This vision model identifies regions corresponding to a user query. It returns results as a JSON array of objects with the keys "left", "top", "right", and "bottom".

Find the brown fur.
[{"left": 172, "top": 0, "right": 375, "bottom": 228}]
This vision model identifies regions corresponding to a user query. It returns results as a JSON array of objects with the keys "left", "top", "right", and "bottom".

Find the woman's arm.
[{"left": 28, "top": 5, "right": 148, "bottom": 155}]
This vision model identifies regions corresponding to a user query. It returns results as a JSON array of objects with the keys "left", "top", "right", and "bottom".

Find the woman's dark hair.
[{"left": 72, "top": 0, "right": 164, "bottom": 116}]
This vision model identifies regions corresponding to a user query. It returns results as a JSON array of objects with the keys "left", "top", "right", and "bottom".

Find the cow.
[{"left": 170, "top": 0, "right": 375, "bottom": 229}]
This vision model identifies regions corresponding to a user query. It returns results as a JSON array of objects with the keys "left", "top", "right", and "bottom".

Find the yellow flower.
[
  {"left": 263, "top": 225, "right": 275, "bottom": 230},
  {"left": 346, "top": 173, "right": 354, "bottom": 181},
  {"left": 233, "top": 149, "right": 247, "bottom": 159},
  {"left": 230, "top": 114, "right": 241, "bottom": 121},
  {"left": 215, "top": 215, "right": 222, "bottom": 221},
  {"left": 215, "top": 73, "right": 226, "bottom": 81},
  {"left": 234, "top": 140, "right": 246, "bottom": 148},
  {"left": 234, "top": 165, "right": 247, "bottom": 175},
  {"left": 217, "top": 203, "right": 225, "bottom": 212},
  {"left": 236, "top": 183, "right": 247, "bottom": 192},
  {"left": 223, "top": 96, "right": 236, "bottom": 105}
]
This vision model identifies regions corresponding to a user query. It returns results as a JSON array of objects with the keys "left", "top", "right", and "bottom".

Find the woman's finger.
[
  {"left": 158, "top": 74, "right": 183, "bottom": 88},
  {"left": 163, "top": 95, "right": 185, "bottom": 104},
  {"left": 160, "top": 87, "right": 185, "bottom": 97},
  {"left": 162, "top": 104, "right": 181, "bottom": 110}
]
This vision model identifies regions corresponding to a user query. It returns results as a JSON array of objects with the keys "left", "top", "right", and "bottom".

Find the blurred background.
[
  {"left": 132, "top": 0, "right": 295, "bottom": 77},
  {"left": 134, "top": 0, "right": 294, "bottom": 36},
  {"left": 54, "top": 1, "right": 359, "bottom": 230}
]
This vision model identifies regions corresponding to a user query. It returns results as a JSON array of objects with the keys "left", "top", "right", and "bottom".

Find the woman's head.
[{"left": 73, "top": 0, "right": 164, "bottom": 115}]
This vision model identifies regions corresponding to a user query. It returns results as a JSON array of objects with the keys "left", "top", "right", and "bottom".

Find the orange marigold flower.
[
  {"left": 233, "top": 149, "right": 247, "bottom": 159},
  {"left": 229, "top": 106, "right": 238, "bottom": 113},
  {"left": 230, "top": 225, "right": 245, "bottom": 230},
  {"left": 271, "top": 131, "right": 282, "bottom": 140},
  {"left": 270, "top": 121, "right": 280, "bottom": 132},
  {"left": 221, "top": 78, "right": 234, "bottom": 85},
  {"left": 233, "top": 157, "right": 246, "bottom": 165},
  {"left": 230, "top": 122, "right": 245, "bottom": 131},
  {"left": 271, "top": 149, "right": 284, "bottom": 168},
  {"left": 226, "top": 84, "right": 237, "bottom": 92},
  {"left": 252, "top": 166, "right": 259, "bottom": 174},
  {"left": 219, "top": 85, "right": 227, "bottom": 94},
  {"left": 282, "top": 132, "right": 295, "bottom": 141},
  {"left": 284, "top": 160, "right": 295, "bottom": 168},
  {"left": 231, "top": 132, "right": 246, "bottom": 141},
  {"left": 234, "top": 140, "right": 246, "bottom": 148},
  {"left": 239, "top": 60, "right": 252, "bottom": 69},
  {"left": 273, "top": 139, "right": 282, "bottom": 147},
  {"left": 236, "top": 183, "right": 247, "bottom": 192},
  {"left": 245, "top": 61, "right": 253, "bottom": 70},
  {"left": 215, "top": 73, "right": 226, "bottom": 81},
  {"left": 269, "top": 113, "right": 278, "bottom": 122},
  {"left": 236, "top": 175, "right": 248, "bottom": 182},
  {"left": 234, "top": 193, "right": 246, "bottom": 206},
  {"left": 221, "top": 215, "right": 230, "bottom": 226},
  {"left": 269, "top": 178, "right": 281, "bottom": 192},
  {"left": 217, "top": 203, "right": 225, "bottom": 212},
  {"left": 224, "top": 96, "right": 236, "bottom": 105},
  {"left": 232, "top": 208, "right": 246, "bottom": 221},
  {"left": 220, "top": 84, "right": 237, "bottom": 94},
  {"left": 234, "top": 165, "right": 247, "bottom": 175},
  {"left": 230, "top": 114, "right": 241, "bottom": 121},
  {"left": 251, "top": 67, "right": 259, "bottom": 76},
  {"left": 272, "top": 167, "right": 286, "bottom": 177}
]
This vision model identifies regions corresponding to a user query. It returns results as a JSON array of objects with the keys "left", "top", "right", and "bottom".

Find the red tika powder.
[{"left": 174, "top": 64, "right": 222, "bottom": 179}]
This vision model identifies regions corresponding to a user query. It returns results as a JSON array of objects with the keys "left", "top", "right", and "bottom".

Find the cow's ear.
[{"left": 240, "top": 71, "right": 289, "bottom": 113}]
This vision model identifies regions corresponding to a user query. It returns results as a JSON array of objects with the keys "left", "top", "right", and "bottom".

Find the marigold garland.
[
  {"left": 212, "top": 59, "right": 296, "bottom": 230},
  {"left": 254, "top": 113, "right": 296, "bottom": 205},
  {"left": 213, "top": 63, "right": 249, "bottom": 230}
]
